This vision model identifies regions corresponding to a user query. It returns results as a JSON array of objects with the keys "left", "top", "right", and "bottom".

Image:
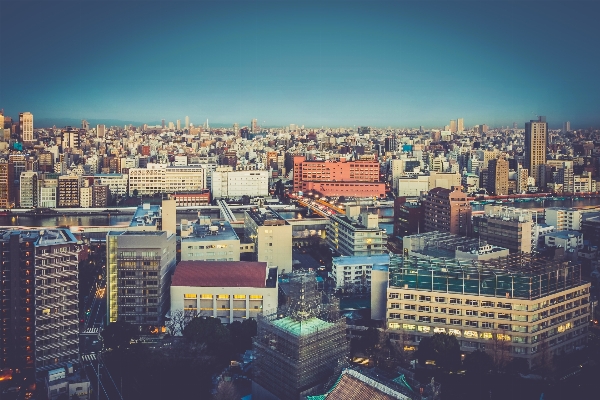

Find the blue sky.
[{"left": 1, "top": 0, "right": 599, "bottom": 129}]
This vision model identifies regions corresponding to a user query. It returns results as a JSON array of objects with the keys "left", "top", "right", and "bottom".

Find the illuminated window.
[
  {"left": 463, "top": 330, "right": 478, "bottom": 338},
  {"left": 233, "top": 295, "right": 246, "bottom": 299},
  {"left": 448, "top": 329, "right": 461, "bottom": 337},
  {"left": 201, "top": 294, "right": 212, "bottom": 299},
  {"left": 183, "top": 294, "right": 197, "bottom": 299},
  {"left": 249, "top": 295, "right": 263, "bottom": 300},
  {"left": 389, "top": 322, "right": 400, "bottom": 329},
  {"left": 217, "top": 295, "right": 230, "bottom": 299},
  {"left": 417, "top": 326, "right": 430, "bottom": 333},
  {"left": 402, "top": 324, "right": 416, "bottom": 331},
  {"left": 433, "top": 327, "right": 446, "bottom": 333}
]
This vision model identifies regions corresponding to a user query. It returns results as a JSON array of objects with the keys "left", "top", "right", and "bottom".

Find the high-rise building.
[
  {"left": 0, "top": 160, "right": 10, "bottom": 208},
  {"left": 487, "top": 157, "right": 509, "bottom": 195},
  {"left": 176, "top": 119, "right": 181, "bottom": 130},
  {"left": 252, "top": 271, "right": 348, "bottom": 400},
  {"left": 524, "top": 116, "right": 547, "bottom": 186},
  {"left": 472, "top": 206, "right": 533, "bottom": 253},
  {"left": 251, "top": 118, "right": 258, "bottom": 133},
  {"left": 81, "top": 119, "right": 89, "bottom": 130},
  {"left": 19, "top": 112, "right": 33, "bottom": 142},
  {"left": 233, "top": 122, "right": 239, "bottom": 136},
  {"left": 423, "top": 186, "right": 471, "bottom": 235},
  {"left": 449, "top": 119, "right": 457, "bottom": 133},
  {"left": 327, "top": 206, "right": 388, "bottom": 257},
  {"left": 161, "top": 119, "right": 165, "bottom": 129},
  {"left": 19, "top": 171, "right": 39, "bottom": 208},
  {"left": 562, "top": 121, "right": 570, "bottom": 133},
  {"left": 185, "top": 116, "right": 190, "bottom": 129},
  {"left": 513, "top": 122, "right": 518, "bottom": 129},
  {"left": 106, "top": 230, "right": 177, "bottom": 327},
  {"left": 457, "top": 118, "right": 464, "bottom": 132},
  {"left": 96, "top": 124, "right": 106, "bottom": 138},
  {"left": 0, "top": 229, "right": 80, "bottom": 388},
  {"left": 61, "top": 127, "right": 80, "bottom": 149}
]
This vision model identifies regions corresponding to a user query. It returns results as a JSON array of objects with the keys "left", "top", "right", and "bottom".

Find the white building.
[
  {"left": 327, "top": 206, "right": 387, "bottom": 257},
  {"left": 331, "top": 254, "right": 389, "bottom": 289},
  {"left": 79, "top": 185, "right": 92, "bottom": 208},
  {"left": 211, "top": 167, "right": 269, "bottom": 199},
  {"left": 244, "top": 207, "right": 292, "bottom": 273},
  {"left": 170, "top": 261, "right": 278, "bottom": 328},
  {"left": 19, "top": 111, "right": 33, "bottom": 142},
  {"left": 128, "top": 164, "right": 205, "bottom": 196},
  {"left": 541, "top": 231, "right": 584, "bottom": 253},
  {"left": 180, "top": 217, "right": 241, "bottom": 262},
  {"left": 545, "top": 207, "right": 582, "bottom": 231},
  {"left": 92, "top": 174, "right": 129, "bottom": 197},
  {"left": 397, "top": 175, "right": 429, "bottom": 197},
  {"left": 39, "top": 186, "right": 57, "bottom": 208}
]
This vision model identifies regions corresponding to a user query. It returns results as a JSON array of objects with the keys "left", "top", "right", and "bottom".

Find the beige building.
[
  {"left": 170, "top": 261, "right": 278, "bottom": 328},
  {"left": 180, "top": 217, "right": 241, "bottom": 262},
  {"left": 19, "top": 112, "right": 33, "bottom": 142},
  {"left": 472, "top": 206, "right": 533, "bottom": 253},
  {"left": 385, "top": 254, "right": 590, "bottom": 368},
  {"left": 525, "top": 117, "right": 547, "bottom": 186},
  {"left": 244, "top": 207, "right": 292, "bottom": 273},
  {"left": 487, "top": 157, "right": 509, "bottom": 195}
]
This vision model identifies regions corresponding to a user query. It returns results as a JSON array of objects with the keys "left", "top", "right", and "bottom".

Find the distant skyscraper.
[
  {"left": 457, "top": 118, "right": 464, "bottom": 132},
  {"left": 513, "top": 122, "right": 518, "bottom": 129},
  {"left": 524, "top": 116, "right": 547, "bottom": 186},
  {"left": 81, "top": 119, "right": 89, "bottom": 130},
  {"left": 251, "top": 118, "right": 258, "bottom": 133},
  {"left": 487, "top": 157, "right": 509, "bottom": 195},
  {"left": 233, "top": 122, "right": 239, "bottom": 136},
  {"left": 563, "top": 121, "right": 570, "bottom": 133},
  {"left": 185, "top": 116, "right": 190, "bottom": 129},
  {"left": 176, "top": 119, "right": 181, "bottom": 130},
  {"left": 96, "top": 124, "right": 106, "bottom": 138},
  {"left": 19, "top": 112, "right": 33, "bottom": 142},
  {"left": 449, "top": 119, "right": 457, "bottom": 133},
  {"left": 161, "top": 119, "right": 165, "bottom": 129}
]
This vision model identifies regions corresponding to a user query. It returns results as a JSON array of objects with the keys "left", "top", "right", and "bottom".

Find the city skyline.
[{"left": 1, "top": 1, "right": 600, "bottom": 128}]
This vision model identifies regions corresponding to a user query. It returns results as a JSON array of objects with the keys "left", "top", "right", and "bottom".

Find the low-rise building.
[
  {"left": 244, "top": 207, "right": 292, "bottom": 273},
  {"left": 327, "top": 206, "right": 387, "bottom": 257},
  {"left": 331, "top": 254, "right": 389, "bottom": 289},
  {"left": 180, "top": 217, "right": 241, "bottom": 261},
  {"left": 170, "top": 261, "right": 278, "bottom": 328}
]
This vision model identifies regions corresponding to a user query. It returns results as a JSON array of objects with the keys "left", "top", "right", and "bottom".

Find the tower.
[
  {"left": 176, "top": 119, "right": 181, "bottom": 130},
  {"left": 251, "top": 118, "right": 258, "bottom": 133},
  {"left": 487, "top": 157, "right": 509, "bottom": 195},
  {"left": 19, "top": 112, "right": 33, "bottom": 142},
  {"left": 252, "top": 271, "right": 348, "bottom": 400},
  {"left": 457, "top": 118, "right": 464, "bottom": 132},
  {"left": 96, "top": 124, "right": 106, "bottom": 138},
  {"left": 524, "top": 116, "right": 547, "bottom": 186},
  {"left": 185, "top": 116, "right": 190, "bottom": 129},
  {"left": 562, "top": 121, "right": 570, "bottom": 133},
  {"left": 449, "top": 119, "right": 457, "bottom": 133}
]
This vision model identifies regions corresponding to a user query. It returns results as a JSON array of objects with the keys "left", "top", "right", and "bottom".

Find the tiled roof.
[{"left": 172, "top": 261, "right": 267, "bottom": 288}]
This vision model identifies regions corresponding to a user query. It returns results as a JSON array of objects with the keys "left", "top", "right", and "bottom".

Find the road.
[{"left": 81, "top": 353, "right": 124, "bottom": 400}]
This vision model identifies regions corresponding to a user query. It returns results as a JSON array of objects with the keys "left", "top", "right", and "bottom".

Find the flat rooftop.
[
  {"left": 246, "top": 207, "right": 288, "bottom": 226},
  {"left": 181, "top": 220, "right": 239, "bottom": 242},
  {"left": 172, "top": 261, "right": 269, "bottom": 288},
  {"left": 332, "top": 254, "right": 390, "bottom": 266},
  {"left": 129, "top": 204, "right": 161, "bottom": 227}
]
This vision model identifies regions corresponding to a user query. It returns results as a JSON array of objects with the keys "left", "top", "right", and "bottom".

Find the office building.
[
  {"left": 524, "top": 116, "right": 547, "bottom": 186},
  {"left": 251, "top": 118, "right": 258, "bottom": 133},
  {"left": 128, "top": 164, "right": 206, "bottom": 196},
  {"left": 252, "top": 272, "right": 349, "bottom": 400},
  {"left": 211, "top": 167, "right": 269, "bottom": 199},
  {"left": 19, "top": 171, "right": 38, "bottom": 208},
  {"left": 449, "top": 120, "right": 457, "bottom": 133},
  {"left": 180, "top": 217, "right": 241, "bottom": 262},
  {"left": 92, "top": 184, "right": 110, "bottom": 208},
  {"left": 92, "top": 173, "right": 128, "bottom": 197},
  {"left": 327, "top": 206, "right": 388, "bottom": 257},
  {"left": 385, "top": 253, "right": 590, "bottom": 368},
  {"left": 487, "top": 157, "right": 509, "bottom": 195},
  {"left": 393, "top": 197, "right": 424, "bottom": 238},
  {"left": 331, "top": 254, "right": 389, "bottom": 289},
  {"left": 19, "top": 112, "right": 33, "bottom": 142},
  {"left": 96, "top": 124, "right": 106, "bottom": 138},
  {"left": 61, "top": 127, "right": 80, "bottom": 149},
  {"left": 244, "top": 207, "right": 292, "bottom": 273},
  {"left": 562, "top": 121, "right": 570, "bottom": 133},
  {"left": 293, "top": 156, "right": 385, "bottom": 198},
  {"left": 185, "top": 116, "right": 190, "bottom": 129},
  {"left": 401, "top": 231, "right": 509, "bottom": 261},
  {"left": 422, "top": 187, "right": 471, "bottom": 235},
  {"left": 472, "top": 206, "right": 533, "bottom": 253},
  {"left": 170, "top": 261, "right": 278, "bottom": 328},
  {"left": 0, "top": 229, "right": 80, "bottom": 388},
  {"left": 457, "top": 118, "right": 464, "bottom": 132},
  {"left": 106, "top": 230, "right": 177, "bottom": 327}
]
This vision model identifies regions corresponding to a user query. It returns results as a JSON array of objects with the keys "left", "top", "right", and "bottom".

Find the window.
[
  {"left": 482, "top": 322, "right": 494, "bottom": 329},
  {"left": 404, "top": 314, "right": 416, "bottom": 320},
  {"left": 390, "top": 313, "right": 401, "bottom": 319},
  {"left": 233, "top": 295, "right": 246, "bottom": 299},
  {"left": 435, "top": 297, "right": 446, "bottom": 303},
  {"left": 466, "top": 310, "right": 478, "bottom": 316},
  {"left": 448, "top": 308, "right": 460, "bottom": 315},
  {"left": 465, "top": 320, "right": 478, "bottom": 327},
  {"left": 391, "top": 303, "right": 400, "bottom": 309},
  {"left": 404, "top": 304, "right": 416, "bottom": 310},
  {"left": 183, "top": 294, "right": 197, "bottom": 299},
  {"left": 418, "top": 316, "right": 431, "bottom": 322},
  {"left": 450, "top": 319, "right": 461, "bottom": 325},
  {"left": 498, "top": 324, "right": 510, "bottom": 330},
  {"left": 481, "top": 311, "right": 494, "bottom": 318},
  {"left": 389, "top": 293, "right": 399, "bottom": 299},
  {"left": 419, "top": 295, "right": 431, "bottom": 302},
  {"left": 498, "top": 313, "right": 510, "bottom": 319},
  {"left": 466, "top": 299, "right": 478, "bottom": 306},
  {"left": 403, "top": 294, "right": 414, "bottom": 300},
  {"left": 217, "top": 295, "right": 230, "bottom": 299},
  {"left": 418, "top": 306, "right": 431, "bottom": 312},
  {"left": 249, "top": 295, "right": 263, "bottom": 300},
  {"left": 200, "top": 294, "right": 212, "bottom": 299},
  {"left": 450, "top": 298, "right": 461, "bottom": 305},
  {"left": 481, "top": 301, "right": 494, "bottom": 308},
  {"left": 433, "top": 317, "right": 446, "bottom": 324}
]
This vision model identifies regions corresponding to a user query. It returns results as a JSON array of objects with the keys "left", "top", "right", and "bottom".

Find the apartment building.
[
  {"left": 331, "top": 254, "right": 389, "bottom": 289},
  {"left": 385, "top": 253, "right": 590, "bottom": 368},
  {"left": 423, "top": 187, "right": 471, "bottom": 235},
  {"left": 106, "top": 230, "right": 177, "bottom": 327},
  {"left": 92, "top": 174, "right": 128, "bottom": 197},
  {"left": 57, "top": 175, "right": 81, "bottom": 207},
  {"left": 20, "top": 171, "right": 39, "bottom": 208},
  {"left": 0, "top": 229, "right": 79, "bottom": 388},
  {"left": 472, "top": 206, "right": 533, "bottom": 253},
  {"left": 128, "top": 164, "right": 205, "bottom": 196},
  {"left": 327, "top": 206, "right": 388, "bottom": 257}
]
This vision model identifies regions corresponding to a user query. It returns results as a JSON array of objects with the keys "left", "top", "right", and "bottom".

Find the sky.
[{"left": 1, "top": 0, "right": 599, "bottom": 129}]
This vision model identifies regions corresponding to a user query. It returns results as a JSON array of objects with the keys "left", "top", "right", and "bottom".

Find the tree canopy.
[
  {"left": 101, "top": 320, "right": 138, "bottom": 350},
  {"left": 415, "top": 333, "right": 461, "bottom": 371}
]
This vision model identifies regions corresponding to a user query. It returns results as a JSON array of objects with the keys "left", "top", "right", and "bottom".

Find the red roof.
[{"left": 172, "top": 261, "right": 268, "bottom": 288}]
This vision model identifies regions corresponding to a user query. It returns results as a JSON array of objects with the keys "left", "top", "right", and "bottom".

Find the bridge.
[{"left": 217, "top": 200, "right": 237, "bottom": 222}]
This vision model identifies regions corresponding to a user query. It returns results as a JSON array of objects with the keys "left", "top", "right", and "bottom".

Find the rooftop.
[
  {"left": 542, "top": 230, "right": 583, "bottom": 239},
  {"left": 246, "top": 207, "right": 288, "bottom": 226},
  {"left": 181, "top": 219, "right": 239, "bottom": 242},
  {"left": 129, "top": 204, "right": 161, "bottom": 227},
  {"left": 0, "top": 228, "right": 77, "bottom": 246},
  {"left": 271, "top": 316, "right": 333, "bottom": 336},
  {"left": 172, "top": 261, "right": 270, "bottom": 288},
  {"left": 332, "top": 254, "right": 390, "bottom": 266}
]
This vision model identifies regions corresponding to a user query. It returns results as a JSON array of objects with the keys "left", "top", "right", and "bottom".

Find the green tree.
[
  {"left": 415, "top": 333, "right": 461, "bottom": 371},
  {"left": 463, "top": 350, "right": 494, "bottom": 376},
  {"left": 101, "top": 320, "right": 138, "bottom": 350},
  {"left": 183, "top": 317, "right": 232, "bottom": 359}
]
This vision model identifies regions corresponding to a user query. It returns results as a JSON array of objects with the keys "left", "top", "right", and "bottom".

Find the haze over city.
[{"left": 2, "top": 0, "right": 600, "bottom": 128}]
